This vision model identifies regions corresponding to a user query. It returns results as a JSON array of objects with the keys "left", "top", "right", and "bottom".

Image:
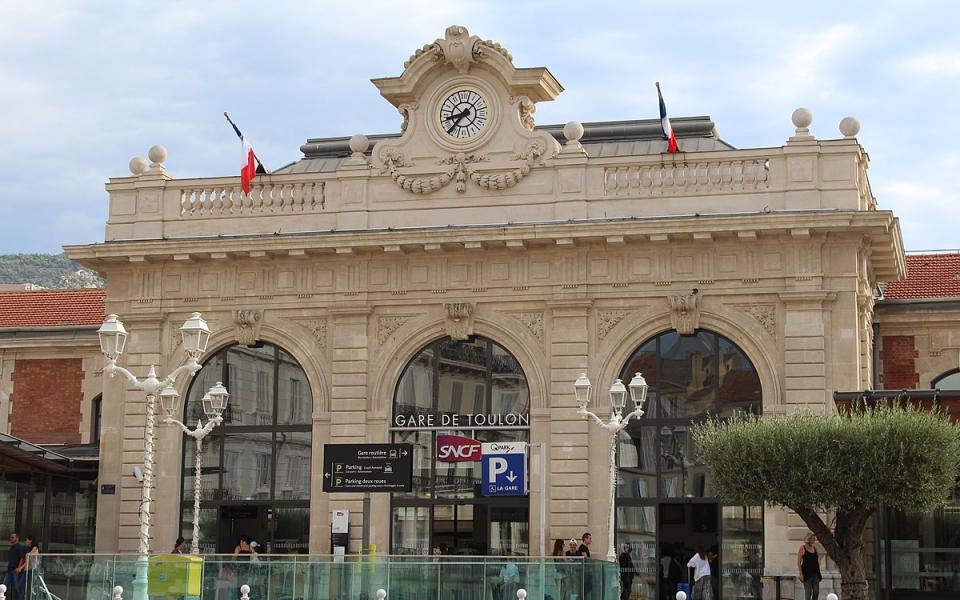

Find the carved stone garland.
[{"left": 382, "top": 139, "right": 547, "bottom": 196}]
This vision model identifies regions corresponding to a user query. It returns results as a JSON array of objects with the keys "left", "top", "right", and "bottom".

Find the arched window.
[
  {"left": 616, "top": 330, "right": 764, "bottom": 600},
  {"left": 390, "top": 336, "right": 530, "bottom": 556},
  {"left": 180, "top": 343, "right": 312, "bottom": 554},
  {"left": 933, "top": 368, "right": 960, "bottom": 390}
]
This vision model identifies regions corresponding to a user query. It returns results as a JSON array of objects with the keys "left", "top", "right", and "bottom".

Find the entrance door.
[
  {"left": 658, "top": 503, "right": 719, "bottom": 600},
  {"left": 432, "top": 503, "right": 486, "bottom": 555},
  {"left": 217, "top": 505, "right": 270, "bottom": 554}
]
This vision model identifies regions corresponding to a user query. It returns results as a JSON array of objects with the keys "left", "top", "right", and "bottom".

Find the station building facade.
[{"left": 53, "top": 24, "right": 960, "bottom": 600}]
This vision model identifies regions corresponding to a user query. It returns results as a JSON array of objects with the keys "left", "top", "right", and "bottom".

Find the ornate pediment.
[{"left": 369, "top": 25, "right": 562, "bottom": 196}]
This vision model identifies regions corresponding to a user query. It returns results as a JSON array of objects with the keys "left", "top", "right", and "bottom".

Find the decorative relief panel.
[
  {"left": 377, "top": 315, "right": 414, "bottom": 345},
  {"left": 597, "top": 310, "right": 630, "bottom": 341},
  {"left": 233, "top": 309, "right": 263, "bottom": 346},
  {"left": 505, "top": 311, "right": 544, "bottom": 344},
  {"left": 734, "top": 304, "right": 777, "bottom": 337},
  {"left": 668, "top": 291, "right": 701, "bottom": 335},
  {"left": 294, "top": 318, "right": 328, "bottom": 352},
  {"left": 444, "top": 302, "right": 475, "bottom": 341}
]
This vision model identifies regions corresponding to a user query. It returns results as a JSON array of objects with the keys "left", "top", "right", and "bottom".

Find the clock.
[{"left": 438, "top": 89, "right": 488, "bottom": 140}]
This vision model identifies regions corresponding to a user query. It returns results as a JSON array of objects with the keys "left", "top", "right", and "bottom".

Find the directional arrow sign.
[
  {"left": 481, "top": 442, "right": 527, "bottom": 496},
  {"left": 322, "top": 443, "right": 413, "bottom": 493}
]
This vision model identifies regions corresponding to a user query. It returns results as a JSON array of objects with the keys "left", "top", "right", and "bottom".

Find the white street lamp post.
[
  {"left": 160, "top": 381, "right": 229, "bottom": 554},
  {"left": 98, "top": 312, "right": 211, "bottom": 600},
  {"left": 574, "top": 372, "right": 648, "bottom": 562}
]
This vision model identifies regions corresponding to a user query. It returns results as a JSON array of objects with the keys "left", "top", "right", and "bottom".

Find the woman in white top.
[{"left": 687, "top": 548, "right": 714, "bottom": 600}]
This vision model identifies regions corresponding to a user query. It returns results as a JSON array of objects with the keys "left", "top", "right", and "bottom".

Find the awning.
[{"left": 0, "top": 432, "right": 98, "bottom": 475}]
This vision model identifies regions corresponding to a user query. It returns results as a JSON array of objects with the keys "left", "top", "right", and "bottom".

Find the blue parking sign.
[{"left": 481, "top": 442, "right": 527, "bottom": 496}]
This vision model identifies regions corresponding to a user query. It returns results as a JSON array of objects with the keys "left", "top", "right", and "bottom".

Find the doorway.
[
  {"left": 658, "top": 502, "right": 719, "bottom": 600},
  {"left": 217, "top": 505, "right": 270, "bottom": 554}
]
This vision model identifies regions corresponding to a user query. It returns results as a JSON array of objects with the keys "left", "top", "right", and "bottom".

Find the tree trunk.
[{"left": 792, "top": 505, "right": 873, "bottom": 600}]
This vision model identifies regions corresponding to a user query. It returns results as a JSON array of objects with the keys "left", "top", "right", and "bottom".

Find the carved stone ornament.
[
  {"left": 444, "top": 302, "right": 475, "bottom": 341},
  {"left": 668, "top": 291, "right": 701, "bottom": 335},
  {"left": 598, "top": 310, "right": 630, "bottom": 341},
  {"left": 735, "top": 304, "right": 776, "bottom": 337},
  {"left": 513, "top": 95, "right": 536, "bottom": 131},
  {"left": 295, "top": 318, "right": 328, "bottom": 351},
  {"left": 377, "top": 315, "right": 413, "bottom": 345},
  {"left": 508, "top": 312, "right": 544, "bottom": 343},
  {"left": 233, "top": 309, "right": 263, "bottom": 346}
]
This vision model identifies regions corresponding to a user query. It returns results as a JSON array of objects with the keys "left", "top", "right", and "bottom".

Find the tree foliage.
[
  {"left": 0, "top": 253, "right": 103, "bottom": 288},
  {"left": 693, "top": 405, "right": 960, "bottom": 513}
]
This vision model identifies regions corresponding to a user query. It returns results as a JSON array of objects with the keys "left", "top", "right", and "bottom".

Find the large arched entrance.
[
  {"left": 180, "top": 342, "right": 313, "bottom": 553},
  {"left": 390, "top": 335, "right": 531, "bottom": 556},
  {"left": 616, "top": 330, "right": 764, "bottom": 600}
]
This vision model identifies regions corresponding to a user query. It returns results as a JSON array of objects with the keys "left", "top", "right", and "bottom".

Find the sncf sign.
[{"left": 436, "top": 434, "right": 482, "bottom": 462}]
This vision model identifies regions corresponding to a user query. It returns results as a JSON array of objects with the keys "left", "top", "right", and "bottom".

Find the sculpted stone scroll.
[
  {"left": 668, "top": 291, "right": 701, "bottom": 335},
  {"left": 444, "top": 302, "right": 475, "bottom": 341}
]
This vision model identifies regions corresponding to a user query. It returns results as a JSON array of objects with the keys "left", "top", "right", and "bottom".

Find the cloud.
[{"left": 897, "top": 49, "right": 960, "bottom": 77}]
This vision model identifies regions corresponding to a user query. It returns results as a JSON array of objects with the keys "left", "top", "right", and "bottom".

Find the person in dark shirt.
[
  {"left": 4, "top": 532, "right": 27, "bottom": 600},
  {"left": 577, "top": 532, "right": 592, "bottom": 558}
]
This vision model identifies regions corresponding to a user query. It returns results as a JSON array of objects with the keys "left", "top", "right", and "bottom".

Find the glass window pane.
[
  {"left": 182, "top": 434, "right": 222, "bottom": 502},
  {"left": 659, "top": 332, "right": 717, "bottom": 419},
  {"left": 394, "top": 347, "right": 435, "bottom": 425},
  {"left": 277, "top": 350, "right": 312, "bottom": 425},
  {"left": 658, "top": 425, "right": 711, "bottom": 498},
  {"left": 718, "top": 338, "right": 762, "bottom": 417},
  {"left": 890, "top": 485, "right": 960, "bottom": 593},
  {"left": 392, "top": 506, "right": 431, "bottom": 555},
  {"left": 617, "top": 506, "right": 656, "bottom": 600},
  {"left": 490, "top": 505, "right": 529, "bottom": 557},
  {"left": 224, "top": 345, "right": 275, "bottom": 426},
  {"left": 274, "top": 507, "right": 310, "bottom": 554},
  {"left": 618, "top": 427, "right": 657, "bottom": 498},
  {"left": 933, "top": 370, "right": 960, "bottom": 390},
  {"left": 222, "top": 432, "right": 273, "bottom": 501},
  {"left": 393, "top": 430, "right": 432, "bottom": 498},
  {"left": 721, "top": 506, "right": 764, "bottom": 600},
  {"left": 437, "top": 338, "right": 488, "bottom": 422},
  {"left": 275, "top": 432, "right": 312, "bottom": 500},
  {"left": 184, "top": 352, "right": 224, "bottom": 423},
  {"left": 180, "top": 507, "right": 217, "bottom": 554},
  {"left": 491, "top": 343, "right": 529, "bottom": 417}
]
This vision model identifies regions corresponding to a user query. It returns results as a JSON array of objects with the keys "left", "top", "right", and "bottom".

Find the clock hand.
[{"left": 445, "top": 108, "right": 471, "bottom": 133}]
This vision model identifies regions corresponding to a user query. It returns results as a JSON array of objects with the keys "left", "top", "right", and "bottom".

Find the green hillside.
[{"left": 0, "top": 253, "right": 104, "bottom": 288}]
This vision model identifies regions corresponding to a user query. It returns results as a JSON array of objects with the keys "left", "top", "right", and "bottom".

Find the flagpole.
[{"left": 223, "top": 112, "right": 269, "bottom": 173}]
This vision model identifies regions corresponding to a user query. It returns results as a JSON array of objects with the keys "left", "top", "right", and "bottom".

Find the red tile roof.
[
  {"left": 884, "top": 253, "right": 960, "bottom": 300},
  {"left": 0, "top": 289, "right": 106, "bottom": 328}
]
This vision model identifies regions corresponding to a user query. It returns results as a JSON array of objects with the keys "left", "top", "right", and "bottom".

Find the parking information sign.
[{"left": 481, "top": 442, "right": 527, "bottom": 496}]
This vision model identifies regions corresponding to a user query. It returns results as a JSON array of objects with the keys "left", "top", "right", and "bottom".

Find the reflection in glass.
[
  {"left": 618, "top": 428, "right": 657, "bottom": 498},
  {"left": 181, "top": 434, "right": 222, "bottom": 502},
  {"left": 491, "top": 344, "right": 529, "bottom": 416},
  {"left": 222, "top": 432, "right": 273, "bottom": 501},
  {"left": 275, "top": 432, "right": 312, "bottom": 500},
  {"left": 718, "top": 338, "right": 762, "bottom": 417},
  {"left": 274, "top": 507, "right": 309, "bottom": 554},
  {"left": 491, "top": 505, "right": 530, "bottom": 556},
  {"left": 395, "top": 348, "right": 435, "bottom": 423},
  {"left": 890, "top": 484, "right": 960, "bottom": 594},
  {"left": 617, "top": 506, "right": 656, "bottom": 600},
  {"left": 180, "top": 507, "right": 217, "bottom": 554},
  {"left": 393, "top": 430, "right": 432, "bottom": 498},
  {"left": 659, "top": 332, "right": 716, "bottom": 419},
  {"left": 658, "top": 426, "right": 710, "bottom": 498},
  {"left": 721, "top": 506, "right": 764, "bottom": 600},
  {"left": 224, "top": 345, "right": 276, "bottom": 426}
]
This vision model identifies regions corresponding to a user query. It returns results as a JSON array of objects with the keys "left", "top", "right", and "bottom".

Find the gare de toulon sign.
[{"left": 392, "top": 412, "right": 530, "bottom": 428}]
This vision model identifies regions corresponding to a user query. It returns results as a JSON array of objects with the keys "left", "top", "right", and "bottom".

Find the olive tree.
[{"left": 692, "top": 405, "right": 960, "bottom": 600}]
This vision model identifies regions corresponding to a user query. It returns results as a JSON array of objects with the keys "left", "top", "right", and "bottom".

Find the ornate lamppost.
[
  {"left": 97, "top": 312, "right": 211, "bottom": 600},
  {"left": 574, "top": 372, "right": 648, "bottom": 562},
  {"left": 159, "top": 382, "right": 229, "bottom": 554}
]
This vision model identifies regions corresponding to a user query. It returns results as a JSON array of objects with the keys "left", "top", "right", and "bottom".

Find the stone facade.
[{"left": 66, "top": 25, "right": 905, "bottom": 582}]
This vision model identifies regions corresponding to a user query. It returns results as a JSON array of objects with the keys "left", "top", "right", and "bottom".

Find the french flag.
[
  {"left": 657, "top": 82, "right": 680, "bottom": 153},
  {"left": 225, "top": 113, "right": 260, "bottom": 194}
]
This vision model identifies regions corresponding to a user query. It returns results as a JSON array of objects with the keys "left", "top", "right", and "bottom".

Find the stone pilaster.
[{"left": 777, "top": 292, "right": 836, "bottom": 410}]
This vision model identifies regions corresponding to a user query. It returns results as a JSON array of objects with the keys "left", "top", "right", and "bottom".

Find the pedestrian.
[
  {"left": 4, "top": 532, "right": 27, "bottom": 600},
  {"left": 545, "top": 539, "right": 565, "bottom": 600},
  {"left": 172, "top": 537, "right": 186, "bottom": 554},
  {"left": 16, "top": 534, "right": 39, "bottom": 600},
  {"left": 565, "top": 539, "right": 578, "bottom": 556},
  {"left": 577, "top": 532, "right": 592, "bottom": 558},
  {"left": 687, "top": 547, "right": 714, "bottom": 600},
  {"left": 798, "top": 532, "right": 822, "bottom": 600},
  {"left": 618, "top": 545, "right": 635, "bottom": 600}
]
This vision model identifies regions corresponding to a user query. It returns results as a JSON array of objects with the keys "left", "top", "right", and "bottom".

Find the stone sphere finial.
[
  {"left": 516, "top": 590, "right": 527, "bottom": 600},
  {"left": 792, "top": 108, "right": 813, "bottom": 130},
  {"left": 148, "top": 145, "right": 167, "bottom": 165},
  {"left": 112, "top": 586, "right": 123, "bottom": 600},
  {"left": 376, "top": 590, "right": 387, "bottom": 600},
  {"left": 839, "top": 116, "right": 860, "bottom": 138},
  {"left": 826, "top": 594, "right": 838, "bottom": 600},
  {"left": 676, "top": 592, "right": 687, "bottom": 600},
  {"left": 563, "top": 121, "right": 584, "bottom": 143},
  {"left": 349, "top": 134, "right": 369, "bottom": 155},
  {"left": 129, "top": 156, "right": 148, "bottom": 176}
]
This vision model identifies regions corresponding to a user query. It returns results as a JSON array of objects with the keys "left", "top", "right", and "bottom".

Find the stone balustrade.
[
  {"left": 179, "top": 180, "right": 326, "bottom": 217},
  {"left": 603, "top": 157, "right": 771, "bottom": 196}
]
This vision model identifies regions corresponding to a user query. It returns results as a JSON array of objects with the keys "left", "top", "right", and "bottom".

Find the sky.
[{"left": 1, "top": 0, "right": 958, "bottom": 254}]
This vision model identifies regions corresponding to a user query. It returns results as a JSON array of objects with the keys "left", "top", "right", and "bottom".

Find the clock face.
[{"left": 439, "top": 89, "right": 488, "bottom": 140}]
